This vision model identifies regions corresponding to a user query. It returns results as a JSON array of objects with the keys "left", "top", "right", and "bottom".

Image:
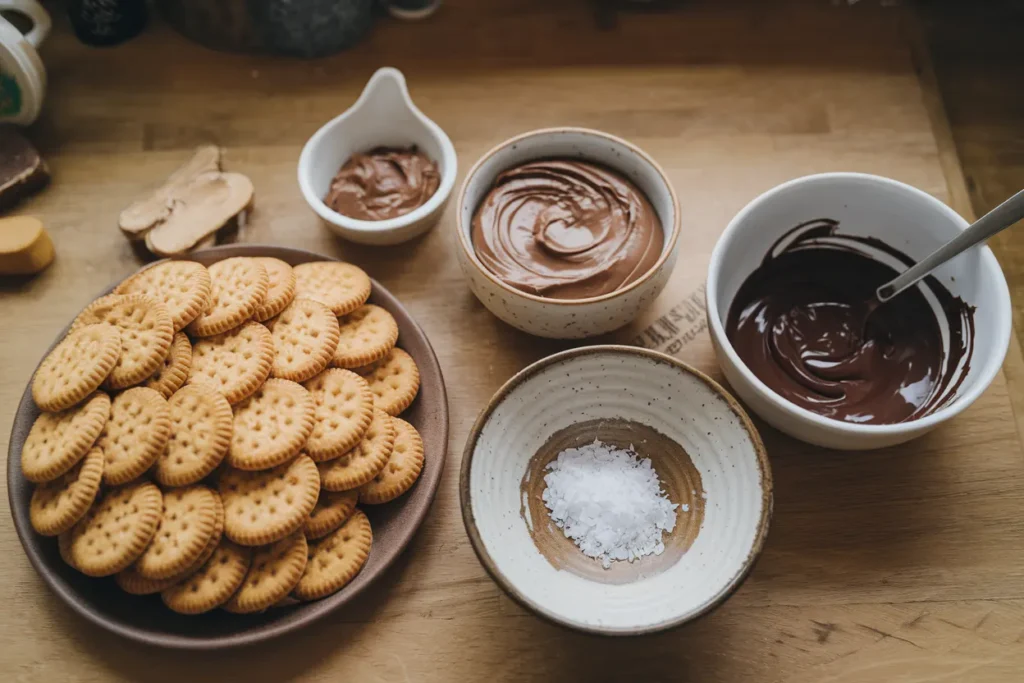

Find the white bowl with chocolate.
[
  {"left": 455, "top": 128, "right": 681, "bottom": 338},
  {"left": 707, "top": 173, "right": 1012, "bottom": 450},
  {"left": 460, "top": 346, "right": 772, "bottom": 635},
  {"left": 298, "top": 67, "right": 457, "bottom": 246}
]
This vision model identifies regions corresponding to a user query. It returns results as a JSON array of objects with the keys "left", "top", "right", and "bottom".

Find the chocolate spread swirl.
[
  {"left": 725, "top": 219, "right": 975, "bottom": 425},
  {"left": 325, "top": 146, "right": 440, "bottom": 222},
  {"left": 471, "top": 159, "right": 664, "bottom": 299}
]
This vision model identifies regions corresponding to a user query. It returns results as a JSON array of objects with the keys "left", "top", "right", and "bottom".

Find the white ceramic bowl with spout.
[
  {"left": 706, "top": 172, "right": 1012, "bottom": 450},
  {"left": 298, "top": 67, "right": 457, "bottom": 246}
]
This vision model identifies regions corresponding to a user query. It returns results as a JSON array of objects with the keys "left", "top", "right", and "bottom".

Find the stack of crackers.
[{"left": 21, "top": 257, "right": 425, "bottom": 615}]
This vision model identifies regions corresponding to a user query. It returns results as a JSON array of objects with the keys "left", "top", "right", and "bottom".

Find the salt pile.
[{"left": 542, "top": 439, "right": 679, "bottom": 569}]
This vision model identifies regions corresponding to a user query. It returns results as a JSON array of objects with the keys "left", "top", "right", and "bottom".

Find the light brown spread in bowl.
[
  {"left": 471, "top": 159, "right": 664, "bottom": 299},
  {"left": 326, "top": 146, "right": 440, "bottom": 222}
]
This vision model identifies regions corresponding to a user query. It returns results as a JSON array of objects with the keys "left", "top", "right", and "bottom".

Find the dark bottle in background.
[{"left": 68, "top": 0, "right": 147, "bottom": 47}]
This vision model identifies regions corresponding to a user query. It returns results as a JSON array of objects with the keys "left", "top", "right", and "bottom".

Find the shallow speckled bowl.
[
  {"left": 455, "top": 128, "right": 681, "bottom": 339},
  {"left": 460, "top": 346, "right": 771, "bottom": 635},
  {"left": 7, "top": 245, "right": 448, "bottom": 649}
]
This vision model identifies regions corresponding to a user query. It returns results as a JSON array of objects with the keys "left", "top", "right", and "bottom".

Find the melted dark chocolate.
[{"left": 725, "top": 219, "right": 975, "bottom": 425}]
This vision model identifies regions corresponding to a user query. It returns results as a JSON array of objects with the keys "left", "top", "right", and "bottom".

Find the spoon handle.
[{"left": 877, "top": 189, "right": 1024, "bottom": 302}]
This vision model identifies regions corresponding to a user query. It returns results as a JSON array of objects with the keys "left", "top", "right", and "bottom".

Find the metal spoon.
[{"left": 876, "top": 189, "right": 1024, "bottom": 303}]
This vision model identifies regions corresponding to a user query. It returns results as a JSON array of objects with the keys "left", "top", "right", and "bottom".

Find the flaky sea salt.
[{"left": 541, "top": 439, "right": 679, "bottom": 569}]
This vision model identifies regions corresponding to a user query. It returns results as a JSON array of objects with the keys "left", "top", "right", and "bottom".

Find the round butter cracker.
[
  {"left": 332, "top": 304, "right": 398, "bottom": 369},
  {"left": 223, "top": 532, "right": 307, "bottom": 614},
  {"left": 144, "top": 332, "right": 192, "bottom": 398},
  {"left": 266, "top": 298, "right": 340, "bottom": 383},
  {"left": 116, "top": 566, "right": 185, "bottom": 596},
  {"left": 22, "top": 391, "right": 110, "bottom": 483},
  {"left": 294, "top": 509, "right": 372, "bottom": 601},
  {"left": 318, "top": 409, "right": 395, "bottom": 492},
  {"left": 117, "top": 493, "right": 224, "bottom": 595},
  {"left": 154, "top": 385, "right": 233, "bottom": 487},
  {"left": 97, "top": 387, "right": 172, "bottom": 486},
  {"left": 293, "top": 262, "right": 371, "bottom": 316},
  {"left": 73, "top": 293, "right": 174, "bottom": 390},
  {"left": 187, "top": 257, "right": 269, "bottom": 337},
  {"left": 219, "top": 454, "right": 320, "bottom": 546},
  {"left": 135, "top": 486, "right": 220, "bottom": 580},
  {"left": 162, "top": 541, "right": 251, "bottom": 614},
  {"left": 361, "top": 348, "right": 420, "bottom": 416},
  {"left": 68, "top": 481, "right": 163, "bottom": 577},
  {"left": 228, "top": 378, "right": 315, "bottom": 471},
  {"left": 189, "top": 321, "right": 274, "bottom": 405},
  {"left": 304, "top": 489, "right": 358, "bottom": 539},
  {"left": 29, "top": 447, "right": 104, "bottom": 536},
  {"left": 251, "top": 257, "right": 296, "bottom": 322},
  {"left": 350, "top": 357, "right": 387, "bottom": 375},
  {"left": 359, "top": 416, "right": 425, "bottom": 504},
  {"left": 32, "top": 324, "right": 121, "bottom": 412},
  {"left": 302, "top": 369, "right": 373, "bottom": 462},
  {"left": 115, "top": 260, "right": 212, "bottom": 332}
]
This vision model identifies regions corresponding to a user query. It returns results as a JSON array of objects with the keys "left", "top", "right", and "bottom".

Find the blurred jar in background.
[{"left": 68, "top": 0, "right": 147, "bottom": 47}]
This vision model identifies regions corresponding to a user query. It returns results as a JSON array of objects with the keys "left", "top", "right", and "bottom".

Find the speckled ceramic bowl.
[
  {"left": 455, "top": 128, "right": 681, "bottom": 339},
  {"left": 460, "top": 346, "right": 772, "bottom": 635}
]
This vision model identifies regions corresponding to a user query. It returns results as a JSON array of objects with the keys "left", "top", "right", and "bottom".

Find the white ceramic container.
[
  {"left": 455, "top": 128, "right": 681, "bottom": 339},
  {"left": 460, "top": 346, "right": 772, "bottom": 635},
  {"left": 706, "top": 172, "right": 1012, "bottom": 450},
  {"left": 0, "top": 0, "right": 50, "bottom": 126},
  {"left": 298, "top": 67, "right": 457, "bottom": 246}
]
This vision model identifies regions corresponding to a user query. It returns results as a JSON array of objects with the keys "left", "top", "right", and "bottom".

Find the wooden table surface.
[{"left": 3, "top": 1, "right": 1023, "bottom": 681}]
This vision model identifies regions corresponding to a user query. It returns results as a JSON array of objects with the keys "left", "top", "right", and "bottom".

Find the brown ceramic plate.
[{"left": 7, "top": 245, "right": 448, "bottom": 649}]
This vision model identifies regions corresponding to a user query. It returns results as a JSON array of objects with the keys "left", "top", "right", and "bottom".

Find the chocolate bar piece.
[{"left": 0, "top": 126, "right": 49, "bottom": 212}]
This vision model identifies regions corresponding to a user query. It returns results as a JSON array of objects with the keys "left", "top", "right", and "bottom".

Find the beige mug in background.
[{"left": 0, "top": 0, "right": 50, "bottom": 125}]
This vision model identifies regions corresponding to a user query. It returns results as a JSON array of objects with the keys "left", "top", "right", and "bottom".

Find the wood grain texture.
[
  {"left": 923, "top": 0, "right": 1024, "bottom": 453},
  {"left": 2, "top": 0, "right": 1023, "bottom": 680}
]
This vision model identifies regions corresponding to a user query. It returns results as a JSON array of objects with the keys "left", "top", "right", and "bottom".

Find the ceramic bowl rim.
[
  {"left": 454, "top": 127, "right": 682, "bottom": 306},
  {"left": 459, "top": 344, "right": 773, "bottom": 635},
  {"left": 705, "top": 171, "right": 1013, "bottom": 438},
  {"left": 8, "top": 244, "right": 449, "bottom": 649},
  {"left": 296, "top": 76, "right": 458, "bottom": 236}
]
